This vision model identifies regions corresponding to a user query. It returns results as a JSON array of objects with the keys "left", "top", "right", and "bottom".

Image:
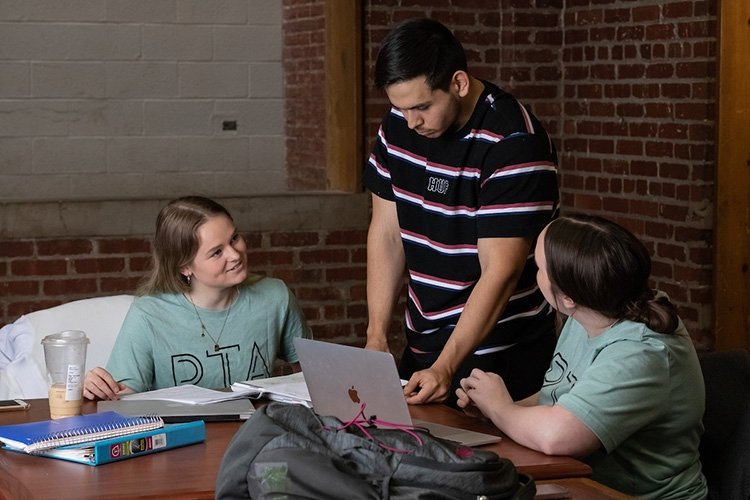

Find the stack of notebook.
[
  {"left": 98, "top": 384, "right": 256, "bottom": 422},
  {"left": 0, "top": 411, "right": 205, "bottom": 466}
]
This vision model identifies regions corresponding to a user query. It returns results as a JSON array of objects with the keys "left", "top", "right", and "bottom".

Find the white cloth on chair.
[
  {"left": 0, "top": 316, "right": 47, "bottom": 399},
  {"left": 0, "top": 294, "right": 135, "bottom": 399}
]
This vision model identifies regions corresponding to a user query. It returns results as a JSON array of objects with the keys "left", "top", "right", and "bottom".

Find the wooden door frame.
[
  {"left": 324, "top": 1, "right": 363, "bottom": 192},
  {"left": 714, "top": 0, "right": 750, "bottom": 349}
]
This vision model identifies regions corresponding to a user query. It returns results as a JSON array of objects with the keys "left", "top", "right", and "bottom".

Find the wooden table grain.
[
  {"left": 535, "top": 478, "right": 634, "bottom": 499},
  {"left": 0, "top": 399, "right": 591, "bottom": 499}
]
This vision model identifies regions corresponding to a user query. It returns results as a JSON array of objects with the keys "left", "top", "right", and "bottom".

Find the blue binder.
[{"left": 9, "top": 420, "right": 206, "bottom": 466}]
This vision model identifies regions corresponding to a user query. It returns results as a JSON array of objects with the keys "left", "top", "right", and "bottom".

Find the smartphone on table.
[{"left": 0, "top": 399, "right": 31, "bottom": 412}]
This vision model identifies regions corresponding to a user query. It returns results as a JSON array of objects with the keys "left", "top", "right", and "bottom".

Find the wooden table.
[
  {"left": 536, "top": 478, "right": 634, "bottom": 499},
  {"left": 0, "top": 399, "right": 591, "bottom": 499},
  {"left": 408, "top": 404, "right": 591, "bottom": 481}
]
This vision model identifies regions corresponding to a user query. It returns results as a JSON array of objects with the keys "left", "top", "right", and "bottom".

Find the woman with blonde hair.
[{"left": 84, "top": 196, "right": 311, "bottom": 399}]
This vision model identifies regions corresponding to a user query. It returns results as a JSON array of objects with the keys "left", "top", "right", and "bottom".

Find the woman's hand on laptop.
[{"left": 83, "top": 367, "right": 133, "bottom": 401}]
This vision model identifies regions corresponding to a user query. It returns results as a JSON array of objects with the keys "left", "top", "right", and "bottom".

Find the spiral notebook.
[
  {"left": 28, "top": 420, "right": 205, "bottom": 466},
  {"left": 0, "top": 411, "right": 163, "bottom": 453}
]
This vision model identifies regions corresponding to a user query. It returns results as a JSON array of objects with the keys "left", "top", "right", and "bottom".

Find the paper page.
[
  {"left": 232, "top": 372, "right": 311, "bottom": 406},
  {"left": 120, "top": 385, "right": 253, "bottom": 405}
]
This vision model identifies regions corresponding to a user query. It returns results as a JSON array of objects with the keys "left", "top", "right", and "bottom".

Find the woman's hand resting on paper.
[{"left": 83, "top": 367, "right": 134, "bottom": 401}]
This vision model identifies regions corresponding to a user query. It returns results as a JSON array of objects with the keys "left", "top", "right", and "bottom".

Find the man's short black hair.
[{"left": 374, "top": 18, "right": 468, "bottom": 91}]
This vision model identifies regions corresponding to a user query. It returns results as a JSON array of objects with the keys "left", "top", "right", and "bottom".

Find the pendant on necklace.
[{"left": 213, "top": 344, "right": 220, "bottom": 352}]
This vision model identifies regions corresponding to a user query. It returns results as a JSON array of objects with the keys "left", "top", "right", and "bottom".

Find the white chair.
[{"left": 0, "top": 294, "right": 135, "bottom": 399}]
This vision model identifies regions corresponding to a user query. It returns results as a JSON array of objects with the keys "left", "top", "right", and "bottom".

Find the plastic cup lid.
[{"left": 41, "top": 330, "right": 90, "bottom": 345}]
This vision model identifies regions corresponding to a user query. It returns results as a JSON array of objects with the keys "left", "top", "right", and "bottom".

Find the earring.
[{"left": 185, "top": 274, "right": 191, "bottom": 286}]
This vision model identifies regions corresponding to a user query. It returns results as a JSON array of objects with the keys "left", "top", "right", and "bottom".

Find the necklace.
[{"left": 186, "top": 287, "right": 238, "bottom": 352}]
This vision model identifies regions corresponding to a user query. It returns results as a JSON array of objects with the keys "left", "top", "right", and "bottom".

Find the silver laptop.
[
  {"left": 293, "top": 338, "right": 501, "bottom": 447},
  {"left": 97, "top": 398, "right": 255, "bottom": 423}
]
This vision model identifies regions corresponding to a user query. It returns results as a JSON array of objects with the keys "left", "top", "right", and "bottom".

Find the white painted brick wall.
[
  {"left": 0, "top": 138, "right": 31, "bottom": 174},
  {"left": 107, "top": 137, "right": 181, "bottom": 173},
  {"left": 33, "top": 137, "right": 107, "bottom": 173},
  {"left": 178, "top": 0, "right": 250, "bottom": 24},
  {"left": 0, "top": 63, "right": 30, "bottom": 96},
  {"left": 33, "top": 62, "right": 107, "bottom": 98},
  {"left": 105, "top": 63, "right": 178, "bottom": 98},
  {"left": 0, "top": 0, "right": 285, "bottom": 201},
  {"left": 214, "top": 26, "right": 282, "bottom": 61},
  {"left": 179, "top": 63, "right": 249, "bottom": 98},
  {"left": 68, "top": 101, "right": 143, "bottom": 135},
  {"left": 250, "top": 62, "right": 283, "bottom": 98},
  {"left": 142, "top": 26, "right": 214, "bottom": 61}
]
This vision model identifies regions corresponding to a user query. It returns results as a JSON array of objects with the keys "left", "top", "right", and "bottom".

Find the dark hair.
[
  {"left": 374, "top": 18, "right": 467, "bottom": 91},
  {"left": 543, "top": 214, "right": 679, "bottom": 333},
  {"left": 138, "top": 196, "right": 234, "bottom": 295}
]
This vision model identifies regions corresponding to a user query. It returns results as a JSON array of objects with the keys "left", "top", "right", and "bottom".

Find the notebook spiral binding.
[{"left": 28, "top": 414, "right": 164, "bottom": 453}]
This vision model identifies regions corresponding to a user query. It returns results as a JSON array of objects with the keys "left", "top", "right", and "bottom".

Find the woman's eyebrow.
[{"left": 202, "top": 242, "right": 223, "bottom": 256}]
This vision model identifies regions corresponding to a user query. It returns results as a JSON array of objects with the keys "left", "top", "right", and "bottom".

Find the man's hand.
[{"left": 403, "top": 365, "right": 453, "bottom": 404}]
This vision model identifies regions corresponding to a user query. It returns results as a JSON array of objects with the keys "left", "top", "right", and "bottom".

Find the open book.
[
  {"left": 231, "top": 372, "right": 312, "bottom": 406},
  {"left": 119, "top": 384, "right": 252, "bottom": 405}
]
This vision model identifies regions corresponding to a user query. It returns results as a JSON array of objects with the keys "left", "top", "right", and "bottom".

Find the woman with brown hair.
[{"left": 457, "top": 214, "right": 707, "bottom": 499}]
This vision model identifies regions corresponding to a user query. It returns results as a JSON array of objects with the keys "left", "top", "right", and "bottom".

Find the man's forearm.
[
  {"left": 432, "top": 237, "right": 530, "bottom": 377},
  {"left": 365, "top": 244, "right": 404, "bottom": 343},
  {"left": 431, "top": 269, "right": 518, "bottom": 376},
  {"left": 366, "top": 195, "right": 405, "bottom": 346}
]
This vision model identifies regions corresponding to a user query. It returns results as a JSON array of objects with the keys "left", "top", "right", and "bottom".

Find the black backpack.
[{"left": 216, "top": 402, "right": 535, "bottom": 499}]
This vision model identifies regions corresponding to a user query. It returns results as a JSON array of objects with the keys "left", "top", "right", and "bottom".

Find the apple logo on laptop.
[{"left": 348, "top": 385, "right": 360, "bottom": 403}]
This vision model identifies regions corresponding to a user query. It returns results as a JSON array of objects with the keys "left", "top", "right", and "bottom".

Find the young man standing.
[{"left": 364, "top": 19, "right": 560, "bottom": 406}]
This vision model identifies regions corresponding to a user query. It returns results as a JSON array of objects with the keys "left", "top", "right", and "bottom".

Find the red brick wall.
[
  {"left": 0, "top": 238, "right": 147, "bottom": 323},
  {"left": 0, "top": 230, "right": 369, "bottom": 345},
  {"left": 2, "top": 2, "right": 718, "bottom": 350},
  {"left": 360, "top": 1, "right": 717, "bottom": 346},
  {"left": 558, "top": 0, "right": 716, "bottom": 346}
]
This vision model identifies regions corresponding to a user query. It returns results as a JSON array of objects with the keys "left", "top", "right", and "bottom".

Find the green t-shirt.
[
  {"left": 539, "top": 317, "right": 707, "bottom": 499},
  {"left": 107, "top": 277, "right": 311, "bottom": 392}
]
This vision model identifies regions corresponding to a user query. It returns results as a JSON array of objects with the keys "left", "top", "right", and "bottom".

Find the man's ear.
[{"left": 452, "top": 71, "right": 471, "bottom": 98}]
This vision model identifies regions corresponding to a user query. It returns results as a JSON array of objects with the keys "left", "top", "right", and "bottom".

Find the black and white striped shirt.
[{"left": 364, "top": 81, "right": 559, "bottom": 361}]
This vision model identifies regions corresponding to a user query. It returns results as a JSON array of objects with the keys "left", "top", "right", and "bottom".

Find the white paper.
[
  {"left": 120, "top": 384, "right": 253, "bottom": 405},
  {"left": 231, "top": 372, "right": 311, "bottom": 407}
]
